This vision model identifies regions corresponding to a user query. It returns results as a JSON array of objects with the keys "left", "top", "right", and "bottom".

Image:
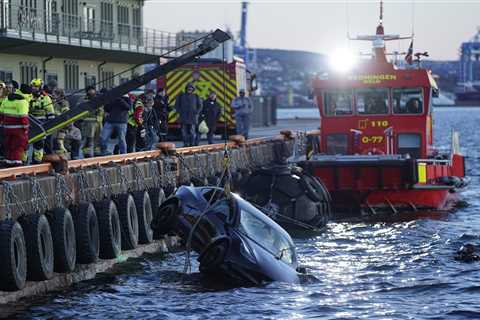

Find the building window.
[
  {"left": 117, "top": 5, "right": 129, "bottom": 39},
  {"left": 100, "top": 2, "right": 113, "bottom": 39},
  {"left": 20, "top": 62, "right": 38, "bottom": 84},
  {"left": 100, "top": 70, "right": 114, "bottom": 89},
  {"left": 45, "top": 73, "right": 58, "bottom": 85},
  {"left": 0, "top": 71, "right": 13, "bottom": 82},
  {"left": 64, "top": 60, "right": 79, "bottom": 91},
  {"left": 83, "top": 6, "right": 95, "bottom": 33},
  {"left": 62, "top": 0, "right": 79, "bottom": 34},
  {"left": 132, "top": 7, "right": 141, "bottom": 42}
]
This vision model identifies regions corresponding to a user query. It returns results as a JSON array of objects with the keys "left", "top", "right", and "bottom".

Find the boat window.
[
  {"left": 397, "top": 133, "right": 421, "bottom": 158},
  {"left": 239, "top": 209, "right": 295, "bottom": 265},
  {"left": 393, "top": 88, "right": 423, "bottom": 114},
  {"left": 326, "top": 134, "right": 348, "bottom": 155},
  {"left": 324, "top": 90, "right": 353, "bottom": 115},
  {"left": 356, "top": 88, "right": 389, "bottom": 114}
]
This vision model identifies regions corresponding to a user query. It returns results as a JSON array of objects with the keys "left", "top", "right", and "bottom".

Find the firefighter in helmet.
[{"left": 29, "top": 78, "right": 55, "bottom": 164}]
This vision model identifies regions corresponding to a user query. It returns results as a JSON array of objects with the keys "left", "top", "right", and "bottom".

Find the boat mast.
[{"left": 374, "top": 0, "right": 388, "bottom": 63}]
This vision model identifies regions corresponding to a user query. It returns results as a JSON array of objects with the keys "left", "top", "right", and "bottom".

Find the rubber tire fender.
[
  {"left": 198, "top": 236, "right": 231, "bottom": 273},
  {"left": 133, "top": 190, "right": 154, "bottom": 244},
  {"left": 22, "top": 214, "right": 54, "bottom": 281},
  {"left": 72, "top": 202, "right": 100, "bottom": 264},
  {"left": 115, "top": 193, "right": 139, "bottom": 250},
  {"left": 298, "top": 173, "right": 323, "bottom": 202},
  {"left": 148, "top": 187, "right": 166, "bottom": 218},
  {"left": 151, "top": 197, "right": 181, "bottom": 238},
  {"left": 94, "top": 199, "right": 122, "bottom": 259},
  {"left": 48, "top": 208, "right": 77, "bottom": 273},
  {"left": 0, "top": 220, "right": 27, "bottom": 291}
]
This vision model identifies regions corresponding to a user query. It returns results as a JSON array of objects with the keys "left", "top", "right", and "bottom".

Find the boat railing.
[
  {"left": 416, "top": 159, "right": 451, "bottom": 166},
  {"left": 0, "top": 3, "right": 186, "bottom": 57}
]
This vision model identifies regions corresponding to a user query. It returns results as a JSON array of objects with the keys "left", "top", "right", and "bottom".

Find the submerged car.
[{"left": 151, "top": 186, "right": 300, "bottom": 285}]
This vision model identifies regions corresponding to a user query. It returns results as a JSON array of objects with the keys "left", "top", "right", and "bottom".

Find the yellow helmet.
[
  {"left": 31, "top": 78, "right": 43, "bottom": 87},
  {"left": 0, "top": 81, "right": 5, "bottom": 88}
]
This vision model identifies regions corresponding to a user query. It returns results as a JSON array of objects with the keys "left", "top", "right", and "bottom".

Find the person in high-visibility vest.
[
  {"left": 0, "top": 81, "right": 7, "bottom": 160},
  {"left": 52, "top": 88, "right": 71, "bottom": 155},
  {"left": 80, "top": 86, "right": 104, "bottom": 158},
  {"left": 126, "top": 98, "right": 144, "bottom": 153},
  {"left": 0, "top": 85, "right": 30, "bottom": 166},
  {"left": 29, "top": 78, "right": 55, "bottom": 164}
]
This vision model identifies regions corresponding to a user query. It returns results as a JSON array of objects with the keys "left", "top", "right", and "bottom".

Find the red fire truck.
[{"left": 157, "top": 58, "right": 255, "bottom": 136}]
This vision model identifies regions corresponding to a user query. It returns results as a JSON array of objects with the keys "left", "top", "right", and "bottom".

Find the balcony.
[{"left": 0, "top": 4, "right": 188, "bottom": 63}]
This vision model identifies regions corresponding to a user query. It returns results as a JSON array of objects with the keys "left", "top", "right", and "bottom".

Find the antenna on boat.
[{"left": 379, "top": 0, "right": 383, "bottom": 25}]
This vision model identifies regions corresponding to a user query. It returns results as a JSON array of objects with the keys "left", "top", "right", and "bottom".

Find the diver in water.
[{"left": 454, "top": 244, "right": 480, "bottom": 262}]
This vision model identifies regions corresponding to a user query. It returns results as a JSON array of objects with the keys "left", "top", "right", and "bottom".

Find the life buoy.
[{"left": 361, "top": 148, "right": 385, "bottom": 155}]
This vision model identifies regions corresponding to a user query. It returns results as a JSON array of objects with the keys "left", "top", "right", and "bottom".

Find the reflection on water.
[{"left": 6, "top": 107, "right": 480, "bottom": 320}]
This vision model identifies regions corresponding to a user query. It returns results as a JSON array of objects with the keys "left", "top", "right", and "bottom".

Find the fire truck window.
[
  {"left": 324, "top": 91, "right": 353, "bottom": 116},
  {"left": 327, "top": 134, "right": 348, "bottom": 155},
  {"left": 398, "top": 133, "right": 421, "bottom": 158},
  {"left": 356, "top": 88, "right": 389, "bottom": 114},
  {"left": 393, "top": 88, "right": 423, "bottom": 114}
]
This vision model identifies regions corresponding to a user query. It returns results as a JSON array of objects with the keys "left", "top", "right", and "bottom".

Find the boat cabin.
[{"left": 313, "top": 64, "right": 438, "bottom": 159}]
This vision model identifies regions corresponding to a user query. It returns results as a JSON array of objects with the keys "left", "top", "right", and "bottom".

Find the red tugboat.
[{"left": 299, "top": 2, "right": 466, "bottom": 217}]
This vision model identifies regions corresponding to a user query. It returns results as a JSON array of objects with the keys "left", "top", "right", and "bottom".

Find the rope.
[
  {"left": 132, "top": 162, "right": 146, "bottom": 191},
  {"left": 26, "top": 176, "right": 49, "bottom": 214},
  {"left": 115, "top": 164, "right": 130, "bottom": 195},
  {"left": 149, "top": 160, "right": 162, "bottom": 189},
  {"left": 76, "top": 169, "right": 95, "bottom": 203},
  {"left": 183, "top": 164, "right": 229, "bottom": 275},
  {"left": 54, "top": 173, "right": 73, "bottom": 207},
  {"left": 97, "top": 165, "right": 113, "bottom": 199},
  {"left": 1, "top": 181, "right": 28, "bottom": 219}
]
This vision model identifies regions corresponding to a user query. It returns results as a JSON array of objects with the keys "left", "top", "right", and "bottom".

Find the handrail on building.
[{"left": 0, "top": 3, "right": 188, "bottom": 57}]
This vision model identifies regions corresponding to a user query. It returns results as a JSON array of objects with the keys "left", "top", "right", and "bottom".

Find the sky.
[{"left": 143, "top": 0, "right": 480, "bottom": 61}]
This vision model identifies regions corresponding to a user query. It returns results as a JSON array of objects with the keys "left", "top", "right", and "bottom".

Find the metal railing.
[{"left": 0, "top": 3, "right": 189, "bottom": 56}]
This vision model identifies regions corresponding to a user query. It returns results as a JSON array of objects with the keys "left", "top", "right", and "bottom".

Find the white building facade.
[{"left": 0, "top": 0, "right": 179, "bottom": 91}]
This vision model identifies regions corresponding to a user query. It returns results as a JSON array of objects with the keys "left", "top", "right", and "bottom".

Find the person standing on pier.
[
  {"left": 101, "top": 95, "right": 130, "bottom": 155},
  {"left": 231, "top": 89, "right": 253, "bottom": 139},
  {"left": 29, "top": 79, "right": 55, "bottom": 164},
  {"left": 153, "top": 87, "right": 169, "bottom": 142},
  {"left": 80, "top": 86, "right": 103, "bottom": 158},
  {"left": 201, "top": 91, "right": 220, "bottom": 144},
  {"left": 175, "top": 83, "right": 202, "bottom": 147},
  {"left": 0, "top": 84, "right": 30, "bottom": 166}
]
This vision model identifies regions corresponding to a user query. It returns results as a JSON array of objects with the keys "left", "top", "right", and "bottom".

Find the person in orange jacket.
[{"left": 0, "top": 84, "right": 31, "bottom": 166}]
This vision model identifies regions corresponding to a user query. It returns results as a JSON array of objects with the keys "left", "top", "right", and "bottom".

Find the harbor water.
[{"left": 4, "top": 107, "right": 480, "bottom": 319}]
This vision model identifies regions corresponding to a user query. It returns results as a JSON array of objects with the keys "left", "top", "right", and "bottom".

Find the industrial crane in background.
[{"left": 235, "top": 1, "right": 257, "bottom": 71}]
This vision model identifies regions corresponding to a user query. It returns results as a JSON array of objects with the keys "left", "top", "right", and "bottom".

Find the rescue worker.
[
  {"left": 81, "top": 86, "right": 103, "bottom": 158},
  {"left": 29, "top": 79, "right": 55, "bottom": 164},
  {"left": 175, "top": 83, "right": 202, "bottom": 147},
  {"left": 231, "top": 89, "right": 253, "bottom": 139},
  {"left": 0, "top": 82, "right": 7, "bottom": 159},
  {"left": 126, "top": 97, "right": 145, "bottom": 153},
  {"left": 52, "top": 88, "right": 70, "bottom": 155},
  {"left": 0, "top": 84, "right": 30, "bottom": 166},
  {"left": 0, "top": 81, "right": 6, "bottom": 105}
]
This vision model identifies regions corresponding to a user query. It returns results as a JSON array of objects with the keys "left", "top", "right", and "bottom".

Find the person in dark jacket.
[
  {"left": 175, "top": 83, "right": 202, "bottom": 147},
  {"left": 154, "top": 88, "right": 169, "bottom": 141},
  {"left": 201, "top": 91, "right": 221, "bottom": 144},
  {"left": 100, "top": 95, "right": 130, "bottom": 155}
]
